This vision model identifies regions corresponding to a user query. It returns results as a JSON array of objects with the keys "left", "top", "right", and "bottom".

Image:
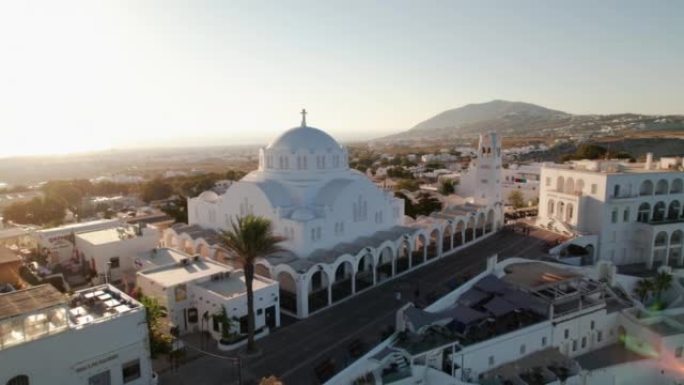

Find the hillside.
[{"left": 383, "top": 100, "right": 684, "bottom": 140}]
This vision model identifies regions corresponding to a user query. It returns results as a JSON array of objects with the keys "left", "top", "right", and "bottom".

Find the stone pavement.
[{"left": 158, "top": 228, "right": 561, "bottom": 385}]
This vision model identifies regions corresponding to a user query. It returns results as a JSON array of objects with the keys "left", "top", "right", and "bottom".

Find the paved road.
[{"left": 159, "top": 228, "right": 561, "bottom": 385}]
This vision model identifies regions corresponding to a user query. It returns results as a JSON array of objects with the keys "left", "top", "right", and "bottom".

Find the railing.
[{"left": 646, "top": 217, "right": 684, "bottom": 225}]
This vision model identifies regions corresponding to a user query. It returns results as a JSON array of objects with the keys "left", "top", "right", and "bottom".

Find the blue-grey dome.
[{"left": 267, "top": 126, "right": 342, "bottom": 153}]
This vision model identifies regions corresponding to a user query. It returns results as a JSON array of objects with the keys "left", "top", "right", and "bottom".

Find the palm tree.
[
  {"left": 653, "top": 271, "right": 673, "bottom": 302},
  {"left": 633, "top": 278, "right": 653, "bottom": 303},
  {"left": 218, "top": 215, "right": 284, "bottom": 353}
]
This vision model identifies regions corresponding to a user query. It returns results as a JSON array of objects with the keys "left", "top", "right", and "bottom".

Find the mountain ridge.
[{"left": 382, "top": 100, "right": 684, "bottom": 140}]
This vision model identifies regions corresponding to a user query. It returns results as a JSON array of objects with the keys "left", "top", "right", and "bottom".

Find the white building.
[
  {"left": 75, "top": 224, "right": 160, "bottom": 284},
  {"left": 0, "top": 284, "right": 156, "bottom": 385},
  {"left": 177, "top": 113, "right": 503, "bottom": 319},
  {"left": 136, "top": 252, "right": 279, "bottom": 347},
  {"left": 537, "top": 155, "right": 684, "bottom": 268},
  {"left": 34, "top": 219, "right": 123, "bottom": 265},
  {"left": 502, "top": 163, "right": 542, "bottom": 204},
  {"left": 328, "top": 257, "right": 684, "bottom": 385}
]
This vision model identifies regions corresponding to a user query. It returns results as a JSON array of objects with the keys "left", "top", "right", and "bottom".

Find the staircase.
[
  {"left": 389, "top": 353, "right": 410, "bottom": 371},
  {"left": 535, "top": 217, "right": 576, "bottom": 237}
]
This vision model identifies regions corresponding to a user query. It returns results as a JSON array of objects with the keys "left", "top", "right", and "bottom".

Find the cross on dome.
[{"left": 301, "top": 108, "right": 307, "bottom": 127}]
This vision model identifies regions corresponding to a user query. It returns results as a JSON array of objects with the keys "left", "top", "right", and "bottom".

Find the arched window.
[
  {"left": 637, "top": 203, "right": 651, "bottom": 223},
  {"left": 671, "top": 179, "right": 683, "bottom": 194},
  {"left": 656, "top": 179, "right": 668, "bottom": 195},
  {"left": 654, "top": 232, "right": 668, "bottom": 247},
  {"left": 6, "top": 375, "right": 29, "bottom": 385},
  {"left": 613, "top": 184, "right": 621, "bottom": 198},
  {"left": 556, "top": 176, "right": 565, "bottom": 192},
  {"left": 640, "top": 180, "right": 654, "bottom": 196},
  {"left": 565, "top": 178, "right": 575, "bottom": 194},
  {"left": 566, "top": 203, "right": 574, "bottom": 222},
  {"left": 653, "top": 202, "right": 666, "bottom": 221},
  {"left": 668, "top": 201, "right": 681, "bottom": 220}
]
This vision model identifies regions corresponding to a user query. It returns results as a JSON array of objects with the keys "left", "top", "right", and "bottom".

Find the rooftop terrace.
[
  {"left": 397, "top": 274, "right": 549, "bottom": 355},
  {"left": 0, "top": 284, "right": 141, "bottom": 350},
  {"left": 575, "top": 343, "right": 649, "bottom": 371},
  {"left": 480, "top": 347, "right": 580, "bottom": 385},
  {"left": 397, "top": 262, "right": 615, "bottom": 355}
]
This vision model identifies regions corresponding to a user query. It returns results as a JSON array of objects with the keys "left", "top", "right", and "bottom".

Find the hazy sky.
[{"left": 1, "top": 1, "right": 682, "bottom": 156}]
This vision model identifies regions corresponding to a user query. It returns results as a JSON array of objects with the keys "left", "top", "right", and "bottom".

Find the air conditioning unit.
[{"left": 180, "top": 258, "right": 189, "bottom": 266}]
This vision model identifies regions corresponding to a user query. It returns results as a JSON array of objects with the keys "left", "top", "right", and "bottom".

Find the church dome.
[
  {"left": 258, "top": 110, "right": 349, "bottom": 173},
  {"left": 267, "top": 125, "right": 342, "bottom": 153},
  {"left": 198, "top": 191, "right": 219, "bottom": 203}
]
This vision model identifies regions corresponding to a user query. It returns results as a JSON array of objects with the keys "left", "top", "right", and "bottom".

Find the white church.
[{"left": 163, "top": 111, "right": 504, "bottom": 318}]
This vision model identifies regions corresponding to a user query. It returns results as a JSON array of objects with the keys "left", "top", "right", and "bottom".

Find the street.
[{"left": 159, "top": 227, "right": 561, "bottom": 385}]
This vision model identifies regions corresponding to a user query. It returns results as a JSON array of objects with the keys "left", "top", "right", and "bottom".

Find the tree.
[
  {"left": 141, "top": 178, "right": 174, "bottom": 203},
  {"left": 218, "top": 215, "right": 284, "bottom": 353},
  {"left": 160, "top": 195, "right": 188, "bottom": 223},
  {"left": 653, "top": 271, "right": 673, "bottom": 302},
  {"left": 395, "top": 179, "right": 420, "bottom": 192},
  {"left": 140, "top": 295, "right": 173, "bottom": 357},
  {"left": 438, "top": 179, "right": 456, "bottom": 195},
  {"left": 387, "top": 167, "right": 414, "bottom": 179},
  {"left": 3, "top": 196, "right": 66, "bottom": 226},
  {"left": 508, "top": 190, "right": 526, "bottom": 209},
  {"left": 394, "top": 192, "right": 416, "bottom": 218},
  {"left": 575, "top": 144, "right": 607, "bottom": 160},
  {"left": 225, "top": 169, "right": 246, "bottom": 181},
  {"left": 415, "top": 192, "right": 442, "bottom": 217},
  {"left": 633, "top": 278, "right": 653, "bottom": 303}
]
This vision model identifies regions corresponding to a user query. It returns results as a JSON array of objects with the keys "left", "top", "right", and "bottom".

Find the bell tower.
[{"left": 473, "top": 132, "right": 502, "bottom": 205}]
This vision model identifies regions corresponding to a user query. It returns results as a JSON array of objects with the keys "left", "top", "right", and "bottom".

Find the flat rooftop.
[
  {"left": 197, "top": 271, "right": 273, "bottom": 299},
  {"left": 502, "top": 262, "right": 579, "bottom": 291},
  {"left": 76, "top": 226, "right": 142, "bottom": 245},
  {"left": 139, "top": 258, "right": 231, "bottom": 287},
  {"left": 480, "top": 347, "right": 579, "bottom": 384},
  {"left": 544, "top": 160, "right": 682, "bottom": 175},
  {"left": 0, "top": 246, "right": 21, "bottom": 264},
  {"left": 36, "top": 219, "right": 120, "bottom": 235},
  {"left": 138, "top": 247, "right": 188, "bottom": 269},
  {"left": 575, "top": 343, "right": 649, "bottom": 371},
  {"left": 0, "top": 227, "right": 30, "bottom": 240},
  {"left": 0, "top": 284, "right": 65, "bottom": 321}
]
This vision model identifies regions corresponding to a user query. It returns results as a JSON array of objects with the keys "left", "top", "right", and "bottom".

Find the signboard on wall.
[{"left": 174, "top": 284, "right": 187, "bottom": 302}]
